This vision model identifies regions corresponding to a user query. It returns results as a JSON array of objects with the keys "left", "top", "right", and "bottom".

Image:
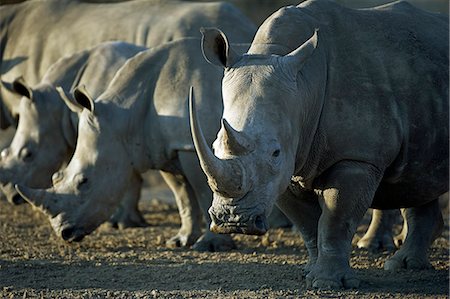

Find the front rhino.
[{"left": 192, "top": 8, "right": 447, "bottom": 288}]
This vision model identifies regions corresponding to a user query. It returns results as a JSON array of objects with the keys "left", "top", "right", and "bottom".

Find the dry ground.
[{"left": 0, "top": 191, "right": 448, "bottom": 298}]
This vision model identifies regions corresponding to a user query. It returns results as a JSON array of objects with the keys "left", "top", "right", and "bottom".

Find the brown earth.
[{"left": 0, "top": 192, "right": 448, "bottom": 299}]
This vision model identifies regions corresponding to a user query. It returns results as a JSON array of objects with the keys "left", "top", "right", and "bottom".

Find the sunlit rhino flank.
[
  {"left": 190, "top": 0, "right": 448, "bottom": 289},
  {"left": 16, "top": 38, "right": 250, "bottom": 251},
  {"left": 0, "top": 0, "right": 256, "bottom": 130},
  {"left": 0, "top": 42, "right": 151, "bottom": 229}
]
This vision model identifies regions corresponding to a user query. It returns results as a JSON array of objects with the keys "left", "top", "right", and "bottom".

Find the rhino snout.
[{"left": 60, "top": 226, "right": 86, "bottom": 243}]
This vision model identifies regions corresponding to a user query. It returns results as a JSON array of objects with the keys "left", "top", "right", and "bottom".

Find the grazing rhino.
[
  {"left": 15, "top": 38, "right": 248, "bottom": 251},
  {"left": 190, "top": 0, "right": 448, "bottom": 289},
  {"left": 0, "top": 0, "right": 256, "bottom": 130},
  {"left": 0, "top": 42, "right": 151, "bottom": 229}
]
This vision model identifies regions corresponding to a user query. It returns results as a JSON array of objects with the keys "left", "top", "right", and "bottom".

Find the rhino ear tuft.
[
  {"left": 282, "top": 29, "right": 319, "bottom": 77},
  {"left": 201, "top": 27, "right": 240, "bottom": 68},
  {"left": 12, "top": 76, "right": 33, "bottom": 100},
  {"left": 73, "top": 85, "right": 95, "bottom": 113},
  {"left": 56, "top": 86, "right": 83, "bottom": 113}
]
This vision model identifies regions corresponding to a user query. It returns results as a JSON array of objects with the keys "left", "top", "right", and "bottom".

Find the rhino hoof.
[
  {"left": 166, "top": 230, "right": 202, "bottom": 248},
  {"left": 192, "top": 233, "right": 236, "bottom": 252},
  {"left": 306, "top": 275, "right": 360, "bottom": 290},
  {"left": 357, "top": 234, "right": 396, "bottom": 253},
  {"left": 384, "top": 254, "right": 432, "bottom": 271},
  {"left": 108, "top": 211, "right": 149, "bottom": 229}
]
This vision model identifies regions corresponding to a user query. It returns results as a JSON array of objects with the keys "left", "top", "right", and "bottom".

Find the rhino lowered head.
[
  {"left": 0, "top": 77, "right": 74, "bottom": 204},
  {"left": 15, "top": 86, "right": 137, "bottom": 242}
]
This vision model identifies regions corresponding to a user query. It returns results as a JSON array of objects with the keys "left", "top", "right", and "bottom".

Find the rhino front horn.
[
  {"left": 15, "top": 184, "right": 60, "bottom": 216},
  {"left": 188, "top": 87, "right": 248, "bottom": 198}
]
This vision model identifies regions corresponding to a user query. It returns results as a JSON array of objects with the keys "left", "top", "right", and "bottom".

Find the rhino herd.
[{"left": 0, "top": 0, "right": 448, "bottom": 290}]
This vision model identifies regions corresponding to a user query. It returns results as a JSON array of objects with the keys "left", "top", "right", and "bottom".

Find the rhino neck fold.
[{"left": 291, "top": 45, "right": 328, "bottom": 180}]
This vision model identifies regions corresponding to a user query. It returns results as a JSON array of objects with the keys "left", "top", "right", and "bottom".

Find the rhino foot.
[
  {"left": 357, "top": 232, "right": 396, "bottom": 252},
  {"left": 109, "top": 208, "right": 149, "bottom": 229},
  {"left": 192, "top": 232, "right": 236, "bottom": 252},
  {"left": 166, "top": 229, "right": 202, "bottom": 248},
  {"left": 305, "top": 256, "right": 359, "bottom": 289},
  {"left": 384, "top": 250, "right": 432, "bottom": 270}
]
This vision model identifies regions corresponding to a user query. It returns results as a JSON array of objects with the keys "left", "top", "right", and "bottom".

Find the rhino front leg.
[
  {"left": 161, "top": 170, "right": 203, "bottom": 248},
  {"left": 109, "top": 172, "right": 148, "bottom": 229},
  {"left": 178, "top": 151, "right": 236, "bottom": 252},
  {"left": 276, "top": 187, "right": 321, "bottom": 273},
  {"left": 384, "top": 199, "right": 443, "bottom": 270},
  {"left": 357, "top": 209, "right": 398, "bottom": 252},
  {"left": 307, "top": 161, "right": 383, "bottom": 289}
]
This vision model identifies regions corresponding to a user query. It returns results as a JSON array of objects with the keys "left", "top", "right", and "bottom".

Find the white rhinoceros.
[
  {"left": 15, "top": 38, "right": 248, "bottom": 251},
  {"left": 189, "top": 0, "right": 448, "bottom": 289},
  {"left": 0, "top": 0, "right": 256, "bottom": 130},
  {"left": 0, "top": 41, "right": 152, "bottom": 229}
]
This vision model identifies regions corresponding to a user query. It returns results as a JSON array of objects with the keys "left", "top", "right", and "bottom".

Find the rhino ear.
[
  {"left": 73, "top": 85, "right": 95, "bottom": 113},
  {"left": 12, "top": 76, "right": 33, "bottom": 100},
  {"left": 56, "top": 86, "right": 83, "bottom": 113},
  {"left": 282, "top": 29, "right": 319, "bottom": 77},
  {"left": 201, "top": 27, "right": 240, "bottom": 68}
]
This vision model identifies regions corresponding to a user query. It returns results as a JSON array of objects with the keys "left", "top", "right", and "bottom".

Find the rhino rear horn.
[
  {"left": 201, "top": 27, "right": 240, "bottom": 68},
  {"left": 15, "top": 184, "right": 60, "bottom": 217},
  {"left": 189, "top": 87, "right": 248, "bottom": 198},
  {"left": 220, "top": 118, "right": 254, "bottom": 155}
]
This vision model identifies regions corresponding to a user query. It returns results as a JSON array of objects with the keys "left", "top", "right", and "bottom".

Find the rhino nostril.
[
  {"left": 254, "top": 214, "right": 267, "bottom": 232},
  {"left": 11, "top": 194, "right": 25, "bottom": 205},
  {"left": 61, "top": 227, "right": 74, "bottom": 241}
]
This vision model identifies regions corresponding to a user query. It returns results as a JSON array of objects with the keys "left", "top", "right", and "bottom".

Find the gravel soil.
[{"left": 0, "top": 193, "right": 448, "bottom": 298}]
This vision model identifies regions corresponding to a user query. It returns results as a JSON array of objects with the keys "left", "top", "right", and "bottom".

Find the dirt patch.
[{"left": 0, "top": 195, "right": 448, "bottom": 298}]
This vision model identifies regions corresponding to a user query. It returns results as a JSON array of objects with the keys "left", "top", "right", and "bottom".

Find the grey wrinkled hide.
[
  {"left": 0, "top": 42, "right": 150, "bottom": 228},
  {"left": 193, "top": 0, "right": 448, "bottom": 289},
  {"left": 0, "top": 0, "right": 256, "bottom": 129},
  {"left": 17, "top": 38, "right": 250, "bottom": 251}
]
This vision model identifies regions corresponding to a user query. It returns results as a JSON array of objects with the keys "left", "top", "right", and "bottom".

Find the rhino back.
[
  {"left": 95, "top": 38, "right": 224, "bottom": 170},
  {"left": 0, "top": 0, "right": 255, "bottom": 84}
]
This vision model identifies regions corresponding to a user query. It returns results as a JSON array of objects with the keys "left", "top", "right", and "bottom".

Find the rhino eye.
[
  {"left": 77, "top": 176, "right": 88, "bottom": 189},
  {"left": 272, "top": 149, "right": 280, "bottom": 157}
]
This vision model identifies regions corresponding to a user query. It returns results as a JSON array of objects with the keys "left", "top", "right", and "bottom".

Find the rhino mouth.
[{"left": 210, "top": 214, "right": 268, "bottom": 235}]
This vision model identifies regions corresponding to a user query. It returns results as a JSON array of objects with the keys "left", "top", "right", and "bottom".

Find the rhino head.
[
  {"left": 0, "top": 77, "right": 75, "bottom": 204},
  {"left": 191, "top": 28, "right": 318, "bottom": 235},
  {"left": 16, "top": 86, "right": 135, "bottom": 242}
]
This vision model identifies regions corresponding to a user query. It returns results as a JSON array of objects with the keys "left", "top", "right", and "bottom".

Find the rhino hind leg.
[
  {"left": 357, "top": 209, "right": 399, "bottom": 252},
  {"left": 109, "top": 173, "right": 148, "bottom": 229},
  {"left": 160, "top": 170, "right": 203, "bottom": 248},
  {"left": 276, "top": 187, "right": 321, "bottom": 273},
  {"left": 384, "top": 199, "right": 443, "bottom": 270},
  {"left": 178, "top": 151, "right": 236, "bottom": 252}
]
